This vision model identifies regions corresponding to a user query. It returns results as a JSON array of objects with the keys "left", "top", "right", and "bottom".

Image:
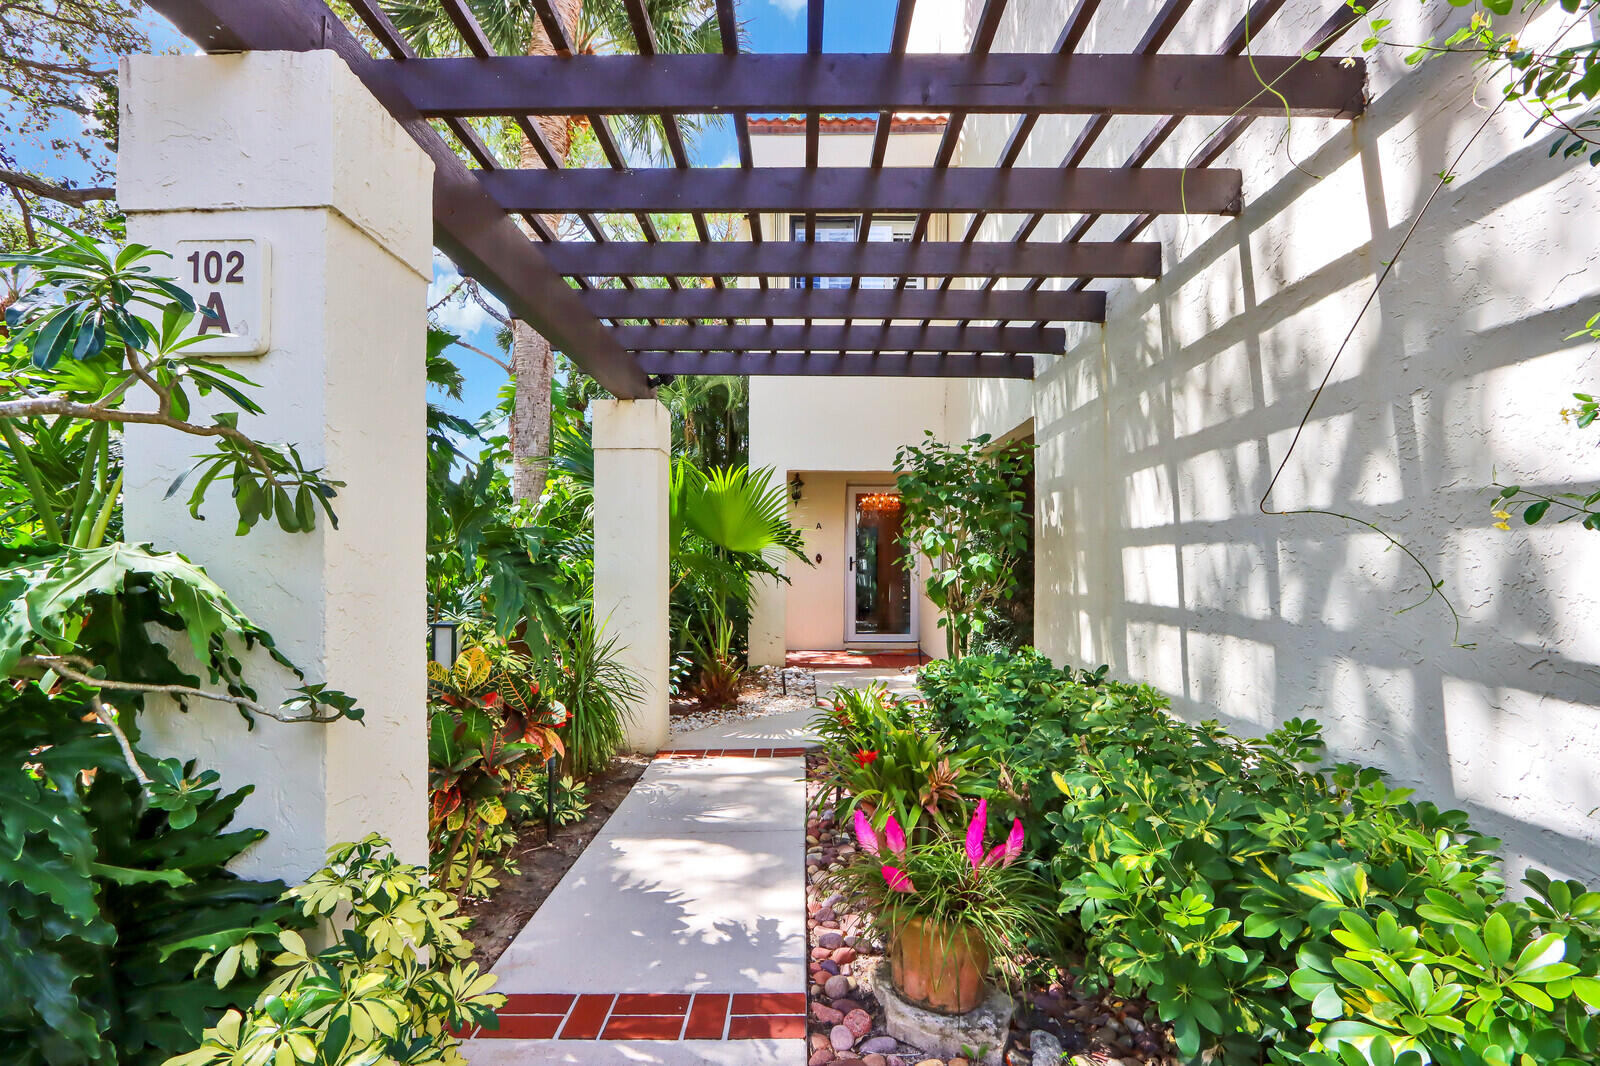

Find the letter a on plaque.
[{"left": 175, "top": 239, "right": 270, "bottom": 356}]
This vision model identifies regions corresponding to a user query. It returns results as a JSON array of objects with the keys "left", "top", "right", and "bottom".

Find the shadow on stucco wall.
[{"left": 1028, "top": 38, "right": 1600, "bottom": 884}]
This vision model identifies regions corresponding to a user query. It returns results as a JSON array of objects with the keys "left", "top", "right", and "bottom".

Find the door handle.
[{"left": 848, "top": 556, "right": 855, "bottom": 571}]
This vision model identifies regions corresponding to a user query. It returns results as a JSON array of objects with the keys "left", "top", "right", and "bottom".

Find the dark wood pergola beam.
[
  {"left": 542, "top": 240, "right": 1161, "bottom": 279},
  {"left": 582, "top": 286, "right": 1106, "bottom": 322},
  {"left": 481, "top": 166, "right": 1243, "bottom": 215},
  {"left": 610, "top": 323, "right": 1064, "bottom": 354},
  {"left": 392, "top": 53, "right": 1367, "bottom": 118},
  {"left": 144, "top": 0, "right": 652, "bottom": 398},
  {"left": 636, "top": 352, "right": 1035, "bottom": 378}
]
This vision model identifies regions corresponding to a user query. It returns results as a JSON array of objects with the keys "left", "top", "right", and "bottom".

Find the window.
[{"left": 789, "top": 216, "right": 920, "bottom": 290}]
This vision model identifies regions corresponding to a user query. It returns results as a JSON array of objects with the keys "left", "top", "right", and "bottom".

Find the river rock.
[
  {"left": 812, "top": 1003, "right": 844, "bottom": 1025},
  {"left": 1029, "top": 1030, "right": 1064, "bottom": 1064},
  {"left": 831, "top": 1026, "right": 856, "bottom": 1051},
  {"left": 824, "top": 975, "right": 852, "bottom": 999},
  {"left": 843, "top": 1009, "right": 872, "bottom": 1039},
  {"left": 861, "top": 1036, "right": 899, "bottom": 1054}
]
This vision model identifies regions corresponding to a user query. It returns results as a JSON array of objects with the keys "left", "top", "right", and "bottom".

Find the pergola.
[{"left": 151, "top": 0, "right": 1368, "bottom": 399}]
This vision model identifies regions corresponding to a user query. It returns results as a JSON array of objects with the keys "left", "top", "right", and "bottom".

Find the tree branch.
[
  {"left": 0, "top": 169, "right": 114, "bottom": 208},
  {"left": 452, "top": 337, "right": 512, "bottom": 373},
  {"left": 465, "top": 279, "right": 512, "bottom": 327},
  {"left": 0, "top": 394, "right": 288, "bottom": 491},
  {"left": 21, "top": 654, "right": 346, "bottom": 724},
  {"left": 1, "top": 55, "right": 115, "bottom": 79},
  {"left": 428, "top": 276, "right": 468, "bottom": 313},
  {"left": 89, "top": 690, "right": 150, "bottom": 784}
]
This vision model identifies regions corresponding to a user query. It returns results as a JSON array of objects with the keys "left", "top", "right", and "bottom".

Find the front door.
[{"left": 846, "top": 486, "right": 917, "bottom": 642}]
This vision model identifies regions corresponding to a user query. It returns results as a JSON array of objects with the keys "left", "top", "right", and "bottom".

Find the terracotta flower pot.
[{"left": 889, "top": 916, "right": 989, "bottom": 1014}]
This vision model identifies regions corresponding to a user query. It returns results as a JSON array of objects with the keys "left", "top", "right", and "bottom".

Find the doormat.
[{"left": 786, "top": 650, "right": 924, "bottom": 668}]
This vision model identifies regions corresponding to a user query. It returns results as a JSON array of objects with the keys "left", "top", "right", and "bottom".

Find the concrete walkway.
[{"left": 462, "top": 668, "right": 910, "bottom": 1066}]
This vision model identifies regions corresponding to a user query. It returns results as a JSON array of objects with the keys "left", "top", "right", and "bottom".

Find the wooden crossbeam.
[
  {"left": 636, "top": 352, "right": 1036, "bottom": 378},
  {"left": 392, "top": 53, "right": 1367, "bottom": 118},
  {"left": 542, "top": 240, "right": 1161, "bottom": 279},
  {"left": 582, "top": 286, "right": 1106, "bottom": 322},
  {"left": 481, "top": 166, "right": 1243, "bottom": 215},
  {"left": 145, "top": 0, "right": 651, "bottom": 397},
  {"left": 610, "top": 323, "right": 1064, "bottom": 353}
]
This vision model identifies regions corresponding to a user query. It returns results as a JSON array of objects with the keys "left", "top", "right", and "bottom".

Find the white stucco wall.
[
  {"left": 949, "top": 0, "right": 1600, "bottom": 882},
  {"left": 119, "top": 51, "right": 432, "bottom": 880}
]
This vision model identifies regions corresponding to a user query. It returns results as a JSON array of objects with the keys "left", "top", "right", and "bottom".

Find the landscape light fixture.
[{"left": 428, "top": 620, "right": 460, "bottom": 667}]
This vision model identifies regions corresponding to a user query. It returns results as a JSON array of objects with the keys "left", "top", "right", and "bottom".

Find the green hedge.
[{"left": 916, "top": 652, "right": 1600, "bottom": 1066}]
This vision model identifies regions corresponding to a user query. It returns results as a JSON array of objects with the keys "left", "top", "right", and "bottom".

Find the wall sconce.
[{"left": 789, "top": 473, "right": 805, "bottom": 503}]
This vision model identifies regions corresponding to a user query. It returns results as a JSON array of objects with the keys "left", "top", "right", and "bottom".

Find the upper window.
[{"left": 789, "top": 216, "right": 919, "bottom": 290}]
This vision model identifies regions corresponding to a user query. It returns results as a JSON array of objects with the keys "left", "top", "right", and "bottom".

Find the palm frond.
[{"left": 677, "top": 464, "right": 806, "bottom": 561}]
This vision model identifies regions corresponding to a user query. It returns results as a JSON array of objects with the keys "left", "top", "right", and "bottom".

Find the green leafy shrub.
[
  {"left": 522, "top": 770, "right": 590, "bottom": 827},
  {"left": 166, "top": 835, "right": 504, "bottom": 1066},
  {"left": 917, "top": 650, "right": 1104, "bottom": 861},
  {"left": 809, "top": 683, "right": 987, "bottom": 844},
  {"left": 911, "top": 652, "right": 1600, "bottom": 1065},
  {"left": 894, "top": 432, "right": 1033, "bottom": 659},
  {"left": 0, "top": 230, "right": 368, "bottom": 1066},
  {"left": 1, "top": 682, "right": 305, "bottom": 1066}
]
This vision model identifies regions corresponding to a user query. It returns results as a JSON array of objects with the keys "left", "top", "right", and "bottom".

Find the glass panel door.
[{"left": 847, "top": 488, "right": 916, "bottom": 641}]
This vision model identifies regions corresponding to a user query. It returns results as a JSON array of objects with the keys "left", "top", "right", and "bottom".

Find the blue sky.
[
  {"left": 436, "top": 0, "right": 898, "bottom": 422},
  {"left": 434, "top": 0, "right": 898, "bottom": 424},
  {"left": 10, "top": 0, "right": 895, "bottom": 428}
]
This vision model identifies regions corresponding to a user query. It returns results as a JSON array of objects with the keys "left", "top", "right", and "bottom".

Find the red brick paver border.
[
  {"left": 469, "top": 991, "right": 806, "bottom": 1041},
  {"left": 655, "top": 747, "right": 810, "bottom": 760}
]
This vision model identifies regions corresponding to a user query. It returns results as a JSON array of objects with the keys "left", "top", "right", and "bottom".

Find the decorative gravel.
[{"left": 669, "top": 665, "right": 821, "bottom": 736}]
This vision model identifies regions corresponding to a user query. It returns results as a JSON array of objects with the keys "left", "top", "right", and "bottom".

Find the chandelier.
[{"left": 859, "top": 492, "right": 903, "bottom": 515}]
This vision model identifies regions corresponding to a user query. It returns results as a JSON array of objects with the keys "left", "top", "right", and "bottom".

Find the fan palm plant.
[
  {"left": 544, "top": 422, "right": 806, "bottom": 702},
  {"left": 384, "top": 0, "right": 730, "bottom": 504},
  {"left": 670, "top": 462, "right": 807, "bottom": 703}
]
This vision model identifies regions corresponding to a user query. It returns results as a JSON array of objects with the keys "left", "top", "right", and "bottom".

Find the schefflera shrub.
[{"left": 917, "top": 653, "right": 1600, "bottom": 1066}]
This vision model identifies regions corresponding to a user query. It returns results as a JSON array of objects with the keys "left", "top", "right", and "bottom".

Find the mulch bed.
[
  {"left": 804, "top": 754, "right": 1177, "bottom": 1066},
  {"left": 462, "top": 752, "right": 650, "bottom": 970}
]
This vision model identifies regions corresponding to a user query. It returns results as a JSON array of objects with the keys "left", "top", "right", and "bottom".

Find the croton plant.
[{"left": 427, "top": 641, "right": 567, "bottom": 897}]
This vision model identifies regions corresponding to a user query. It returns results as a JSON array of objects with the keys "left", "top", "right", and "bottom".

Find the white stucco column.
[
  {"left": 116, "top": 51, "right": 433, "bottom": 879},
  {"left": 592, "top": 399, "right": 671, "bottom": 752}
]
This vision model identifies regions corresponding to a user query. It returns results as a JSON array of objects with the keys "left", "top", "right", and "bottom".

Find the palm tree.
[
  {"left": 659, "top": 373, "right": 748, "bottom": 468},
  {"left": 387, "top": 0, "right": 725, "bottom": 502}
]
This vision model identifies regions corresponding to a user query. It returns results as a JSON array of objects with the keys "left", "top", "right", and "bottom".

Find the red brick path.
[{"left": 468, "top": 992, "right": 807, "bottom": 1041}]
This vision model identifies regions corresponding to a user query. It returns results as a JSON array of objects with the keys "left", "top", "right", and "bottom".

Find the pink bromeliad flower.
[
  {"left": 881, "top": 865, "right": 915, "bottom": 892},
  {"left": 854, "top": 809, "right": 914, "bottom": 891},
  {"left": 965, "top": 798, "right": 1025, "bottom": 872},
  {"left": 853, "top": 807, "right": 907, "bottom": 857}
]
